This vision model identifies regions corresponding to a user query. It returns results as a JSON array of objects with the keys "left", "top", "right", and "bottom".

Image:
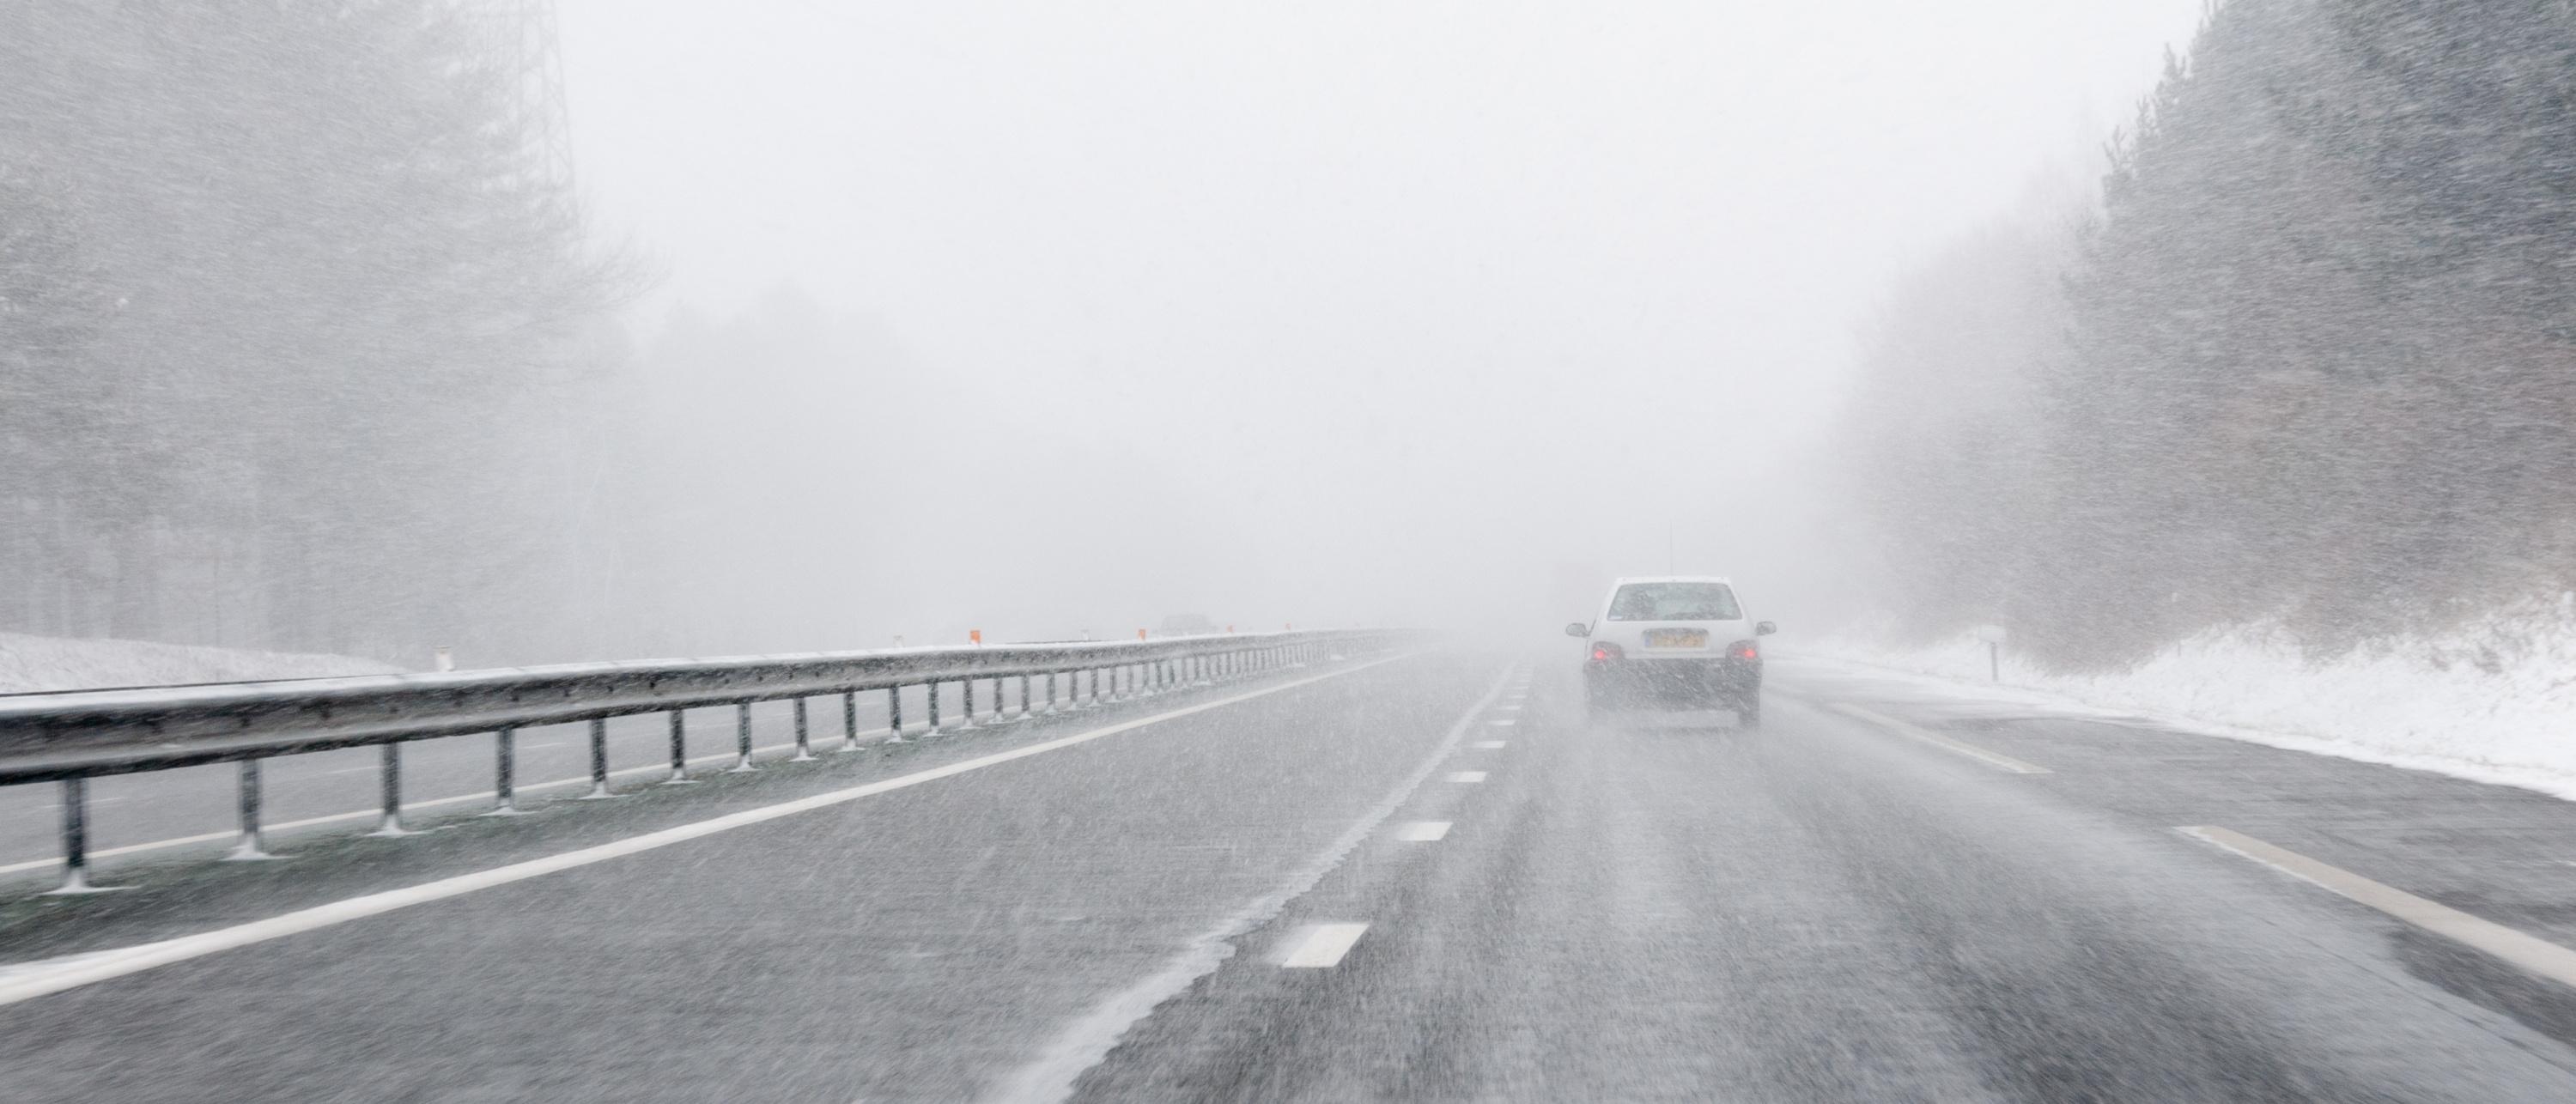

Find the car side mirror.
[
  {"left": 1755, "top": 621, "right": 1777, "bottom": 636},
  {"left": 1564, "top": 622, "right": 1590, "bottom": 638}
]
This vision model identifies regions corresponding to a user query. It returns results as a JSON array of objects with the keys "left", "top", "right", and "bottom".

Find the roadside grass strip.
[
  {"left": 1831, "top": 704, "right": 2050, "bottom": 774},
  {"left": 0, "top": 655, "right": 1409, "bottom": 1010},
  {"left": 2182, "top": 826, "right": 2576, "bottom": 989}
]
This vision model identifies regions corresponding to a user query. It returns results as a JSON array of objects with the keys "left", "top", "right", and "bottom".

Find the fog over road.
[{"left": 6, "top": 649, "right": 2576, "bottom": 1101}]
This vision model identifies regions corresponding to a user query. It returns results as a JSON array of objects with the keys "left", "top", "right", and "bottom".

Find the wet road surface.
[{"left": 6, "top": 649, "right": 2576, "bottom": 1101}]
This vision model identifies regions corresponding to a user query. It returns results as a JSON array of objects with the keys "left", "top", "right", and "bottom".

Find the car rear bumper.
[{"left": 1584, "top": 657, "right": 1759, "bottom": 706}]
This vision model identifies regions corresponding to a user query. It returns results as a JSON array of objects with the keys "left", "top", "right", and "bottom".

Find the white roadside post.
[{"left": 1973, "top": 624, "right": 2009, "bottom": 683}]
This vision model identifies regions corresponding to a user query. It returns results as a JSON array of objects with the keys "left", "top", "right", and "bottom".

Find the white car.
[{"left": 1565, "top": 575, "right": 1776, "bottom": 726}]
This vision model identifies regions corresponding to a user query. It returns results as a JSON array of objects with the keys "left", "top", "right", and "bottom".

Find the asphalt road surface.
[{"left": 7, "top": 647, "right": 2576, "bottom": 1101}]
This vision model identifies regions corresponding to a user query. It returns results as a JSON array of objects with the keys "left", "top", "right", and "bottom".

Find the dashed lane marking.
[
  {"left": 1395, "top": 821, "right": 1451, "bottom": 842},
  {"left": 1447, "top": 771, "right": 1488, "bottom": 784},
  {"left": 992, "top": 664, "right": 1515, "bottom": 1103},
  {"left": 1831, "top": 704, "right": 2050, "bottom": 774},
  {"left": 1472, "top": 740, "right": 1506, "bottom": 749},
  {"left": 1280, "top": 923, "right": 1370, "bottom": 968},
  {"left": 2182, "top": 826, "right": 2576, "bottom": 988}
]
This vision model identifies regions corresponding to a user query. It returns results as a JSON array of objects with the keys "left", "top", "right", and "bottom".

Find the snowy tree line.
[
  {"left": 1838, "top": 0, "right": 2576, "bottom": 667},
  {"left": 0, "top": 3, "right": 629, "bottom": 664}
]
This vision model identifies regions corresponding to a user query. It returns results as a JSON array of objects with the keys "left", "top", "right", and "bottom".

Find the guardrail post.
[
  {"left": 841, "top": 692, "right": 862, "bottom": 752},
  {"left": 46, "top": 778, "right": 118, "bottom": 895},
  {"left": 225, "top": 758, "right": 283, "bottom": 859},
  {"left": 887, "top": 687, "right": 908, "bottom": 743},
  {"left": 581, "top": 719, "right": 616, "bottom": 799},
  {"left": 487, "top": 728, "right": 527, "bottom": 815},
  {"left": 791, "top": 698, "right": 816, "bottom": 761},
  {"left": 927, "top": 681, "right": 945, "bottom": 733},
  {"left": 665, "top": 712, "right": 696, "bottom": 785},
  {"left": 371, "top": 743, "right": 417, "bottom": 835},
  {"left": 1044, "top": 670, "right": 1058, "bottom": 713},
  {"left": 731, "top": 703, "right": 758, "bottom": 771},
  {"left": 961, "top": 679, "right": 978, "bottom": 730},
  {"left": 1015, "top": 673, "right": 1033, "bottom": 720}
]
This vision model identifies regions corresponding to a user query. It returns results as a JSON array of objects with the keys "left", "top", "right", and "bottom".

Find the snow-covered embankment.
[
  {"left": 0, "top": 632, "right": 402, "bottom": 694},
  {"left": 1807, "top": 606, "right": 2576, "bottom": 802}
]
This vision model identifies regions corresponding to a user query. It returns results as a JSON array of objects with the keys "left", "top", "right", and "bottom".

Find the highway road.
[{"left": 7, "top": 647, "right": 2576, "bottom": 1101}]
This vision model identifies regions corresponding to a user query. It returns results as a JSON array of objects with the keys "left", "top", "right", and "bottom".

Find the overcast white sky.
[{"left": 553, "top": 1, "right": 2206, "bottom": 639}]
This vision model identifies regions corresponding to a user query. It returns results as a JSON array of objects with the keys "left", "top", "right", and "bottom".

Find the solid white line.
[
  {"left": 0, "top": 656, "right": 1408, "bottom": 1010},
  {"left": 2181, "top": 826, "right": 2576, "bottom": 987},
  {"left": 988, "top": 665, "right": 1514, "bottom": 1104},
  {"left": 1832, "top": 704, "right": 2050, "bottom": 774},
  {"left": 1448, "top": 771, "right": 1487, "bottom": 784},
  {"left": 0, "top": 688, "right": 1292, "bottom": 877},
  {"left": 1394, "top": 821, "right": 1451, "bottom": 842},
  {"left": 1472, "top": 740, "right": 1506, "bottom": 749},
  {"left": 1279, "top": 923, "right": 1370, "bottom": 968}
]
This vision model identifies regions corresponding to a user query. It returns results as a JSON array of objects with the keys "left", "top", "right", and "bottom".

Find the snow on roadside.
[
  {"left": 0, "top": 631, "right": 402, "bottom": 694},
  {"left": 1801, "top": 606, "right": 2576, "bottom": 803}
]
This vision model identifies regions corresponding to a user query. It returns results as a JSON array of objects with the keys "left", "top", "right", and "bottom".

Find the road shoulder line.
[
  {"left": 1831, "top": 703, "right": 2050, "bottom": 774},
  {"left": 2180, "top": 825, "right": 2576, "bottom": 988},
  {"left": 0, "top": 655, "right": 1410, "bottom": 1010}
]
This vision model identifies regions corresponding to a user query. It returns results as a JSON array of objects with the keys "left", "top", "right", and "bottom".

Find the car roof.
[{"left": 1608, "top": 574, "right": 1734, "bottom": 586}]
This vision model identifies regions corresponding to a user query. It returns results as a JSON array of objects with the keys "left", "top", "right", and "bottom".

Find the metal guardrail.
[{"left": 0, "top": 629, "right": 1406, "bottom": 893}]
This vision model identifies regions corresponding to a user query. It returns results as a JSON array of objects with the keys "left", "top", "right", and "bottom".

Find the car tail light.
[
  {"left": 1590, "top": 641, "right": 1624, "bottom": 663},
  {"left": 1729, "top": 640, "right": 1759, "bottom": 660}
]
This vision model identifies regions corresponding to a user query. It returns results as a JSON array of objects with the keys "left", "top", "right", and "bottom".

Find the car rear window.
[{"left": 1606, "top": 582, "right": 1741, "bottom": 622}]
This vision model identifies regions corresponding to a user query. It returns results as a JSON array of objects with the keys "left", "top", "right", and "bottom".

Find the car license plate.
[{"left": 1644, "top": 629, "right": 1708, "bottom": 648}]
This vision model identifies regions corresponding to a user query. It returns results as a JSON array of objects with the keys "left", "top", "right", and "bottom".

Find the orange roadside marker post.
[{"left": 969, "top": 629, "right": 982, "bottom": 646}]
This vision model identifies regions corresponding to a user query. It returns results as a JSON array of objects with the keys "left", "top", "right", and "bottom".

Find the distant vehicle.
[
  {"left": 1565, "top": 575, "right": 1776, "bottom": 728},
  {"left": 1157, "top": 613, "right": 1218, "bottom": 636}
]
